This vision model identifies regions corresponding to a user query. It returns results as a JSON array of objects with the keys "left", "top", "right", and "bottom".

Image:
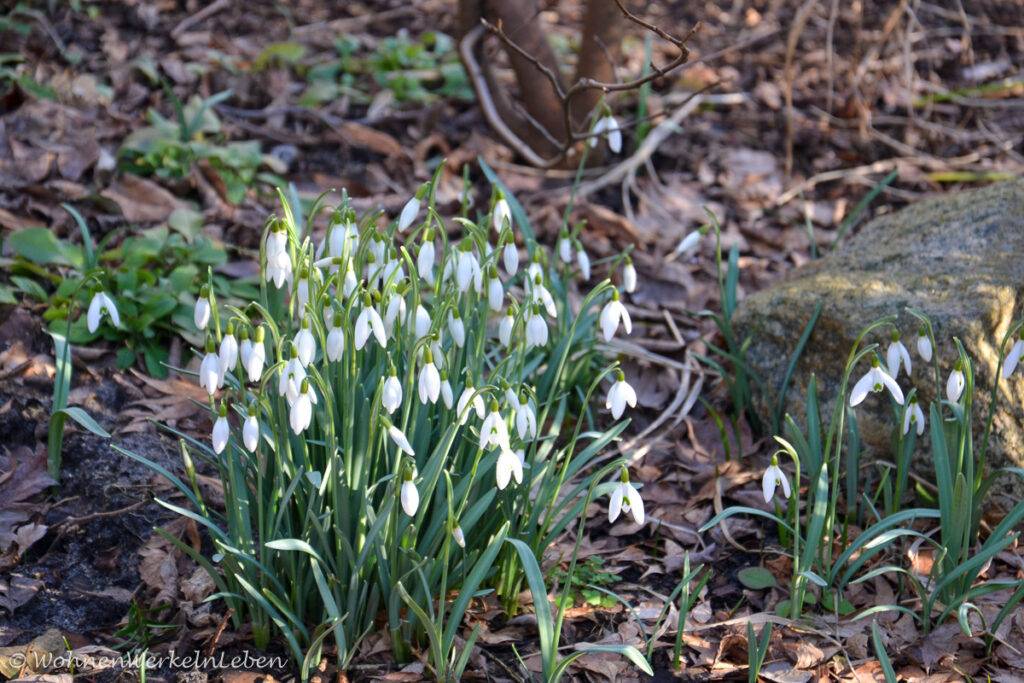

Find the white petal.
[
  {"left": 212, "top": 417, "right": 229, "bottom": 454},
  {"left": 878, "top": 370, "right": 904, "bottom": 405},
  {"left": 1003, "top": 340, "right": 1024, "bottom": 378},
  {"left": 87, "top": 294, "right": 102, "bottom": 333},
  {"left": 625, "top": 484, "right": 644, "bottom": 524},
  {"left": 849, "top": 372, "right": 873, "bottom": 407},
  {"left": 243, "top": 416, "right": 259, "bottom": 452},
  {"left": 398, "top": 197, "right": 420, "bottom": 233},
  {"left": 401, "top": 480, "right": 420, "bottom": 516},
  {"left": 762, "top": 468, "right": 777, "bottom": 503},
  {"left": 608, "top": 484, "right": 624, "bottom": 523},
  {"left": 778, "top": 471, "right": 791, "bottom": 499},
  {"left": 886, "top": 343, "right": 901, "bottom": 378},
  {"left": 389, "top": 426, "right": 415, "bottom": 455},
  {"left": 917, "top": 335, "right": 933, "bottom": 362}
]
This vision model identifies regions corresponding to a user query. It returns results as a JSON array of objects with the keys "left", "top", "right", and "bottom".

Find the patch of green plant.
[
  {"left": 5, "top": 205, "right": 257, "bottom": 377},
  {"left": 113, "top": 600, "right": 179, "bottom": 653},
  {"left": 118, "top": 87, "right": 283, "bottom": 204},
  {"left": 553, "top": 555, "right": 621, "bottom": 608}
]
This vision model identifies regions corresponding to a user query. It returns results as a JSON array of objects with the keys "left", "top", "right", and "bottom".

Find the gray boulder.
[{"left": 732, "top": 180, "right": 1024, "bottom": 500}]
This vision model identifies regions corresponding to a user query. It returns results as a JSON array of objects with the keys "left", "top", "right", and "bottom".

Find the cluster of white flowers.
[{"left": 193, "top": 185, "right": 649, "bottom": 527}]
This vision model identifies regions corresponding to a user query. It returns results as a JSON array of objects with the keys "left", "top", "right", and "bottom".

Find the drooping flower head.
[
  {"left": 917, "top": 325, "right": 933, "bottom": 362},
  {"left": 1002, "top": 329, "right": 1024, "bottom": 379},
  {"left": 212, "top": 401, "right": 229, "bottom": 454},
  {"left": 606, "top": 370, "right": 637, "bottom": 420},
  {"left": 947, "top": 359, "right": 965, "bottom": 403},
  {"left": 886, "top": 330, "right": 912, "bottom": 379},
  {"left": 87, "top": 289, "right": 120, "bottom": 333},
  {"left": 608, "top": 467, "right": 644, "bottom": 524},
  {"left": 902, "top": 395, "right": 925, "bottom": 436},
  {"left": 600, "top": 289, "right": 632, "bottom": 342},
  {"left": 850, "top": 356, "right": 904, "bottom": 407},
  {"left": 762, "top": 453, "right": 791, "bottom": 503}
]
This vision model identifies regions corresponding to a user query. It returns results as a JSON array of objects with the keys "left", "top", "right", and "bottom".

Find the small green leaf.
[
  {"left": 56, "top": 407, "right": 111, "bottom": 438},
  {"left": 738, "top": 567, "right": 778, "bottom": 590},
  {"left": 8, "top": 227, "right": 78, "bottom": 267}
]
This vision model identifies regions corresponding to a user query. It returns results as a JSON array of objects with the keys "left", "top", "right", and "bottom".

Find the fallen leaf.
[{"left": 100, "top": 175, "right": 187, "bottom": 223}]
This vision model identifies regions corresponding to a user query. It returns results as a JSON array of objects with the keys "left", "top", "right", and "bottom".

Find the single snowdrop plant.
[
  {"left": 850, "top": 356, "right": 904, "bottom": 407},
  {"left": 606, "top": 370, "right": 637, "bottom": 420},
  {"left": 762, "top": 453, "right": 791, "bottom": 503},
  {"left": 87, "top": 289, "right": 120, "bottom": 333},
  {"left": 902, "top": 395, "right": 925, "bottom": 436},
  {"left": 947, "top": 359, "right": 965, "bottom": 402},
  {"left": 608, "top": 467, "right": 644, "bottom": 525}
]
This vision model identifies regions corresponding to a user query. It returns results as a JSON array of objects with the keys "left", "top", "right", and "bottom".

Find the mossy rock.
[{"left": 733, "top": 179, "right": 1024, "bottom": 501}]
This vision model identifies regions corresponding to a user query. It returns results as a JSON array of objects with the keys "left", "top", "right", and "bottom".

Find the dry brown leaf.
[
  {"left": 100, "top": 175, "right": 187, "bottom": 223},
  {"left": 338, "top": 121, "right": 404, "bottom": 158}
]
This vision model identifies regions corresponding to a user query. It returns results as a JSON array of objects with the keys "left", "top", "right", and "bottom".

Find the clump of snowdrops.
[{"left": 121, "top": 170, "right": 649, "bottom": 676}]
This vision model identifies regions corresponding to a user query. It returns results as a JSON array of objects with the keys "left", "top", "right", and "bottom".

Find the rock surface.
[{"left": 733, "top": 180, "right": 1024, "bottom": 500}]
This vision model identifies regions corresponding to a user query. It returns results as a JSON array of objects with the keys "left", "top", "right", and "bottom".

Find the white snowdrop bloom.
[
  {"left": 398, "top": 195, "right": 421, "bottom": 233},
  {"left": 902, "top": 397, "right": 926, "bottom": 436},
  {"left": 265, "top": 227, "right": 293, "bottom": 289},
  {"left": 290, "top": 380, "right": 317, "bottom": 434},
  {"left": 503, "top": 383, "right": 518, "bottom": 409},
  {"left": 947, "top": 361, "right": 965, "bottom": 403},
  {"left": 440, "top": 375, "right": 454, "bottom": 409},
  {"left": 606, "top": 371, "right": 637, "bottom": 420},
  {"left": 418, "top": 352, "right": 441, "bottom": 405},
  {"left": 1001, "top": 333, "right": 1024, "bottom": 378},
  {"left": 451, "top": 525, "right": 466, "bottom": 549},
  {"left": 496, "top": 447, "right": 523, "bottom": 490},
  {"left": 418, "top": 235, "right": 436, "bottom": 285},
  {"left": 448, "top": 311, "right": 466, "bottom": 348},
  {"left": 762, "top": 455, "right": 791, "bottom": 503},
  {"left": 326, "top": 320, "right": 345, "bottom": 362},
  {"left": 212, "top": 408, "right": 229, "bottom": 455},
  {"left": 886, "top": 332, "right": 912, "bottom": 379},
  {"left": 342, "top": 266, "right": 358, "bottom": 299},
  {"left": 354, "top": 300, "right": 387, "bottom": 350},
  {"left": 194, "top": 289, "right": 211, "bottom": 330},
  {"left": 384, "top": 293, "right": 406, "bottom": 337},
  {"left": 487, "top": 271, "right": 504, "bottom": 311},
  {"left": 244, "top": 328, "right": 266, "bottom": 383},
  {"left": 515, "top": 397, "right": 537, "bottom": 441},
  {"left": 531, "top": 275, "right": 557, "bottom": 318},
  {"left": 503, "top": 241, "right": 519, "bottom": 276},
  {"left": 917, "top": 326, "right": 933, "bottom": 362},
  {"left": 243, "top": 413, "right": 259, "bottom": 452},
  {"left": 558, "top": 234, "right": 573, "bottom": 264},
  {"left": 382, "top": 371, "right": 403, "bottom": 414},
  {"left": 430, "top": 337, "right": 446, "bottom": 371},
  {"left": 199, "top": 340, "right": 222, "bottom": 396},
  {"left": 623, "top": 258, "right": 637, "bottom": 293},
  {"left": 499, "top": 310, "right": 515, "bottom": 348},
  {"left": 673, "top": 229, "right": 702, "bottom": 257},
  {"left": 328, "top": 218, "right": 357, "bottom": 259},
  {"left": 608, "top": 470, "right": 644, "bottom": 524},
  {"left": 850, "top": 357, "right": 904, "bottom": 407},
  {"left": 296, "top": 270, "right": 312, "bottom": 314},
  {"left": 382, "top": 252, "right": 405, "bottom": 288},
  {"left": 278, "top": 349, "right": 306, "bottom": 404},
  {"left": 480, "top": 403, "right": 510, "bottom": 451},
  {"left": 295, "top": 318, "right": 316, "bottom": 367},
  {"left": 577, "top": 246, "right": 591, "bottom": 281},
  {"left": 456, "top": 381, "right": 485, "bottom": 425},
  {"left": 388, "top": 424, "right": 415, "bottom": 455},
  {"left": 526, "top": 259, "right": 543, "bottom": 283},
  {"left": 456, "top": 245, "right": 482, "bottom": 293},
  {"left": 492, "top": 197, "right": 511, "bottom": 233},
  {"left": 415, "top": 304, "right": 432, "bottom": 340},
  {"left": 219, "top": 325, "right": 239, "bottom": 374},
  {"left": 87, "top": 291, "right": 120, "bottom": 333},
  {"left": 239, "top": 332, "right": 253, "bottom": 375},
  {"left": 401, "top": 475, "right": 419, "bottom": 516},
  {"left": 369, "top": 234, "right": 386, "bottom": 270},
  {"left": 525, "top": 309, "right": 548, "bottom": 348},
  {"left": 599, "top": 290, "right": 632, "bottom": 342},
  {"left": 266, "top": 224, "right": 288, "bottom": 262},
  {"left": 592, "top": 114, "right": 622, "bottom": 153}
]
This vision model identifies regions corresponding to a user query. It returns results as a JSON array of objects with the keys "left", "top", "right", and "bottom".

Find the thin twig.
[{"left": 171, "top": 0, "right": 230, "bottom": 38}]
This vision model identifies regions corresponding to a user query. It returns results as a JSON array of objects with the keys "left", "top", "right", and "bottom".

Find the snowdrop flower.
[
  {"left": 418, "top": 349, "right": 441, "bottom": 405},
  {"left": 296, "top": 267, "right": 312, "bottom": 314},
  {"left": 487, "top": 268, "right": 504, "bottom": 311},
  {"left": 902, "top": 396, "right": 925, "bottom": 436},
  {"left": 673, "top": 229, "right": 702, "bottom": 257},
  {"left": 503, "top": 381, "right": 518, "bottom": 408},
  {"left": 917, "top": 325, "right": 933, "bottom": 362},
  {"left": 1001, "top": 331, "right": 1024, "bottom": 378},
  {"left": 456, "top": 242, "right": 483, "bottom": 293},
  {"left": 496, "top": 446, "right": 523, "bottom": 490},
  {"left": 430, "top": 336, "right": 446, "bottom": 371},
  {"left": 558, "top": 232, "right": 573, "bottom": 264},
  {"left": 886, "top": 331, "right": 912, "bottom": 379},
  {"left": 608, "top": 468, "right": 644, "bottom": 524},
  {"left": 623, "top": 257, "right": 637, "bottom": 293},
  {"left": 492, "top": 196, "right": 511, "bottom": 233},
  {"left": 382, "top": 250, "right": 405, "bottom": 287},
  {"left": 212, "top": 403, "right": 229, "bottom": 454},
  {"left": 456, "top": 380, "right": 485, "bottom": 425},
  {"left": 480, "top": 402, "right": 510, "bottom": 451},
  {"left": 418, "top": 230, "right": 436, "bottom": 285},
  {"left": 499, "top": 310, "right": 515, "bottom": 348},
  {"left": 529, "top": 274, "right": 557, "bottom": 318},
  {"left": 383, "top": 292, "right": 407, "bottom": 337},
  {"left": 850, "top": 356, "right": 904, "bottom": 407},
  {"left": 289, "top": 379, "right": 317, "bottom": 434},
  {"left": 440, "top": 372, "right": 454, "bottom": 409},
  {"left": 278, "top": 346, "right": 306, "bottom": 404},
  {"left": 243, "top": 405, "right": 259, "bottom": 452},
  {"left": 414, "top": 303, "right": 431, "bottom": 340},
  {"left": 354, "top": 296, "right": 387, "bottom": 350},
  {"left": 515, "top": 396, "right": 537, "bottom": 440},
  {"left": 398, "top": 185, "right": 425, "bottom": 233},
  {"left": 199, "top": 338, "right": 222, "bottom": 395},
  {"left": 400, "top": 472, "right": 419, "bottom": 516},
  {"left": 295, "top": 317, "right": 316, "bottom": 367},
  {"left": 600, "top": 289, "right": 632, "bottom": 342},
  {"left": 451, "top": 525, "right": 466, "bottom": 549},
  {"left": 591, "top": 113, "right": 622, "bottom": 153},
  {"left": 242, "top": 327, "right": 266, "bottom": 383},
  {"left": 265, "top": 224, "right": 293, "bottom": 289},
  {"left": 525, "top": 307, "right": 549, "bottom": 348},
  {"left": 382, "top": 369, "right": 403, "bottom": 414},
  {"left": 576, "top": 243, "right": 591, "bottom": 281},
  {"left": 327, "top": 215, "right": 357, "bottom": 259},
  {"left": 762, "top": 454, "right": 791, "bottom": 503},
  {"left": 947, "top": 360, "right": 965, "bottom": 402},
  {"left": 445, "top": 310, "right": 464, "bottom": 347},
  {"left": 342, "top": 265, "right": 358, "bottom": 299},
  {"left": 606, "top": 370, "right": 637, "bottom": 420},
  {"left": 219, "top": 322, "right": 239, "bottom": 374},
  {"left": 503, "top": 240, "right": 519, "bottom": 276},
  {"left": 326, "top": 318, "right": 345, "bottom": 362},
  {"left": 194, "top": 287, "right": 211, "bottom": 330},
  {"left": 87, "top": 290, "right": 120, "bottom": 333},
  {"left": 386, "top": 420, "right": 415, "bottom": 455}
]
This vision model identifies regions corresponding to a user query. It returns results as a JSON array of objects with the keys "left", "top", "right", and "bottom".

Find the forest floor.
[{"left": 2, "top": 0, "right": 1024, "bottom": 681}]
